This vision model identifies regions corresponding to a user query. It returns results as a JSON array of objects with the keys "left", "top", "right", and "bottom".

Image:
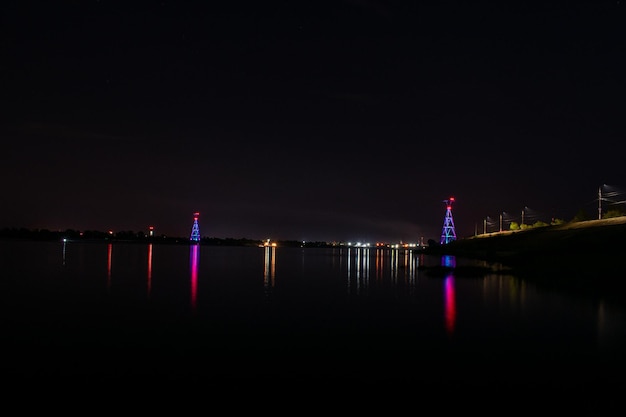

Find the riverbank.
[{"left": 423, "top": 216, "right": 626, "bottom": 305}]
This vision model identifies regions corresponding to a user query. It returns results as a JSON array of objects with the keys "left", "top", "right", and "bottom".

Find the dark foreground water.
[{"left": 1, "top": 240, "right": 625, "bottom": 408}]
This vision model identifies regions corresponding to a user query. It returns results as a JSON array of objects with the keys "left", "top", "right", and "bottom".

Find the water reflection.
[
  {"left": 481, "top": 273, "right": 527, "bottom": 313},
  {"left": 389, "top": 248, "right": 420, "bottom": 286},
  {"left": 347, "top": 247, "right": 421, "bottom": 296},
  {"left": 5, "top": 239, "right": 626, "bottom": 387},
  {"left": 106, "top": 243, "right": 112, "bottom": 291},
  {"left": 375, "top": 248, "right": 385, "bottom": 282},
  {"left": 390, "top": 249, "right": 398, "bottom": 282},
  {"left": 444, "top": 276, "right": 456, "bottom": 336},
  {"left": 264, "top": 245, "right": 276, "bottom": 296},
  {"left": 442, "top": 255, "right": 457, "bottom": 337},
  {"left": 189, "top": 244, "right": 199, "bottom": 313},
  {"left": 147, "top": 243, "right": 153, "bottom": 298},
  {"left": 347, "top": 247, "right": 370, "bottom": 295},
  {"left": 441, "top": 254, "right": 456, "bottom": 268},
  {"left": 61, "top": 239, "right": 67, "bottom": 266},
  {"left": 50, "top": 243, "right": 626, "bottom": 358}
]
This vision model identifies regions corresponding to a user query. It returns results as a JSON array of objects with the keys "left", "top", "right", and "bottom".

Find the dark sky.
[{"left": 2, "top": 0, "right": 626, "bottom": 243}]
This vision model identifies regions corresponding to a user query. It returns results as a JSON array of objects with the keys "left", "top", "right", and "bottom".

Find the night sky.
[{"left": 2, "top": 0, "right": 626, "bottom": 243}]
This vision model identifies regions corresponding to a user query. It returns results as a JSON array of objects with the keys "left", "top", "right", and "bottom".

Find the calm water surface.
[{"left": 1, "top": 240, "right": 625, "bottom": 394}]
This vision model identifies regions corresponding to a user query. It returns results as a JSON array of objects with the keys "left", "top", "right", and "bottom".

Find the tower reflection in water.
[
  {"left": 189, "top": 244, "right": 199, "bottom": 313},
  {"left": 442, "top": 255, "right": 457, "bottom": 337}
]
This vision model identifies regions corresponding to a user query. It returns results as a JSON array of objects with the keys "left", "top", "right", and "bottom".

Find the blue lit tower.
[
  {"left": 440, "top": 197, "right": 457, "bottom": 245},
  {"left": 190, "top": 212, "right": 201, "bottom": 243}
]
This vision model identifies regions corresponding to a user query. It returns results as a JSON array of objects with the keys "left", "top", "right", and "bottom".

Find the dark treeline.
[{"left": 0, "top": 227, "right": 333, "bottom": 248}]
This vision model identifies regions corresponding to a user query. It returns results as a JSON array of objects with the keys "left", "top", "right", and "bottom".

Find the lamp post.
[
  {"left": 499, "top": 213, "right": 503, "bottom": 232},
  {"left": 598, "top": 186, "right": 602, "bottom": 220}
]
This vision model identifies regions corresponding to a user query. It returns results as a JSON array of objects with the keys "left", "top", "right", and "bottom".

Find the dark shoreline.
[{"left": 423, "top": 217, "right": 626, "bottom": 306}]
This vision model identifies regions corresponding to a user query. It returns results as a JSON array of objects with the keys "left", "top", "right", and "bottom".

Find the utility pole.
[{"left": 598, "top": 186, "right": 602, "bottom": 220}]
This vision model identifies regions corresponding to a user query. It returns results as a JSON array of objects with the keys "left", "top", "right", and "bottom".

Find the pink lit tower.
[
  {"left": 190, "top": 212, "right": 201, "bottom": 243},
  {"left": 440, "top": 197, "right": 457, "bottom": 245}
]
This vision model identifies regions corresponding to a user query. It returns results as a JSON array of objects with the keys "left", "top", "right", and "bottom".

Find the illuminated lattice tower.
[
  {"left": 190, "top": 212, "right": 201, "bottom": 243},
  {"left": 440, "top": 197, "right": 457, "bottom": 245}
]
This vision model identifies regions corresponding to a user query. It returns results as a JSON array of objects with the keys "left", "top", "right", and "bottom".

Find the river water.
[{"left": 1, "top": 239, "right": 625, "bottom": 405}]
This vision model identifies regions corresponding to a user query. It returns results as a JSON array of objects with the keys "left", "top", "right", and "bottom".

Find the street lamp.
[{"left": 599, "top": 186, "right": 602, "bottom": 220}]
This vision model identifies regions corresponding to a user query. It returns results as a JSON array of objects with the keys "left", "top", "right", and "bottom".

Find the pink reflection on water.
[
  {"left": 441, "top": 255, "right": 456, "bottom": 337},
  {"left": 147, "top": 243, "right": 153, "bottom": 298},
  {"left": 444, "top": 275, "right": 456, "bottom": 337},
  {"left": 190, "top": 244, "right": 199, "bottom": 312}
]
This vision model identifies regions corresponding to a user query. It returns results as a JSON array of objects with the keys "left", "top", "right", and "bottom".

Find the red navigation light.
[{"left": 450, "top": 197, "right": 455, "bottom": 201}]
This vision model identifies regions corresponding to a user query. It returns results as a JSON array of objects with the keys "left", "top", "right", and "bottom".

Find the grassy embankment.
[{"left": 423, "top": 216, "right": 626, "bottom": 305}]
